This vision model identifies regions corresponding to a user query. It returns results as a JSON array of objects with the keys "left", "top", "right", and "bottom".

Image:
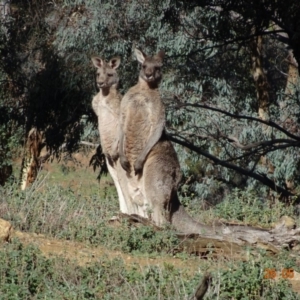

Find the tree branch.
[
  {"left": 176, "top": 103, "right": 300, "bottom": 141},
  {"left": 168, "top": 134, "right": 293, "bottom": 198}
]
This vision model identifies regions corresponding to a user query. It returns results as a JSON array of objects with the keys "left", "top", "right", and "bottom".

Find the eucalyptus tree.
[
  {"left": 0, "top": 0, "right": 95, "bottom": 185},
  {"left": 1, "top": 0, "right": 300, "bottom": 204},
  {"left": 164, "top": 0, "right": 300, "bottom": 201},
  {"left": 53, "top": 0, "right": 300, "bottom": 202}
]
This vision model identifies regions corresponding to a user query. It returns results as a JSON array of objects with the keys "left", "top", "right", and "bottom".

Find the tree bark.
[
  {"left": 284, "top": 50, "right": 299, "bottom": 97},
  {"left": 250, "top": 34, "right": 270, "bottom": 121},
  {"left": 20, "top": 128, "right": 43, "bottom": 190},
  {"left": 289, "top": 21, "right": 300, "bottom": 75},
  {"left": 122, "top": 214, "right": 300, "bottom": 258}
]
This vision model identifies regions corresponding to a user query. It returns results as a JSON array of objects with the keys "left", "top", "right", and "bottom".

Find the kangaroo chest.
[
  {"left": 122, "top": 91, "right": 159, "bottom": 161},
  {"left": 97, "top": 96, "right": 120, "bottom": 153}
]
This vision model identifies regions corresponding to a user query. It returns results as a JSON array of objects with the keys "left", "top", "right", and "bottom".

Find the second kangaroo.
[{"left": 91, "top": 56, "right": 134, "bottom": 214}]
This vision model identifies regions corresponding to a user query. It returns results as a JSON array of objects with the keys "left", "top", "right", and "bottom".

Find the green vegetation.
[
  {"left": 1, "top": 1, "right": 300, "bottom": 298},
  {"left": 1, "top": 0, "right": 300, "bottom": 201},
  {"left": 218, "top": 258, "right": 298, "bottom": 300},
  {"left": 1, "top": 161, "right": 180, "bottom": 254},
  {"left": 213, "top": 189, "right": 297, "bottom": 227},
  {"left": 0, "top": 162, "right": 299, "bottom": 299},
  {"left": 0, "top": 239, "right": 197, "bottom": 299},
  {"left": 0, "top": 229, "right": 299, "bottom": 299}
]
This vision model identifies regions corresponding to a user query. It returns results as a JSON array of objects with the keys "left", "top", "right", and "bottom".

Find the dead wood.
[
  {"left": 119, "top": 214, "right": 300, "bottom": 258},
  {"left": 118, "top": 213, "right": 162, "bottom": 230},
  {"left": 20, "top": 128, "right": 43, "bottom": 190}
]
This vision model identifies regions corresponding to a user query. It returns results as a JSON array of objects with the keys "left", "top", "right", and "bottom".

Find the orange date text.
[{"left": 263, "top": 268, "right": 294, "bottom": 279}]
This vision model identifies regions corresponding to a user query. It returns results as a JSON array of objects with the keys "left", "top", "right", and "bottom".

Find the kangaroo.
[
  {"left": 107, "top": 50, "right": 269, "bottom": 240},
  {"left": 112, "top": 49, "right": 210, "bottom": 232},
  {"left": 91, "top": 56, "right": 134, "bottom": 214},
  {"left": 114, "top": 49, "right": 165, "bottom": 175}
]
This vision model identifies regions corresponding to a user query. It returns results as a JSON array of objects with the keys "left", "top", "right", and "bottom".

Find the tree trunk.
[
  {"left": 290, "top": 21, "right": 300, "bottom": 75},
  {"left": 285, "top": 50, "right": 299, "bottom": 97},
  {"left": 250, "top": 34, "right": 270, "bottom": 121},
  {"left": 20, "top": 128, "right": 43, "bottom": 190}
]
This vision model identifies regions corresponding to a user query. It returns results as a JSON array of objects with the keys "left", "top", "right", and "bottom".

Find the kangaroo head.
[
  {"left": 91, "top": 56, "right": 121, "bottom": 89},
  {"left": 134, "top": 49, "right": 165, "bottom": 85}
]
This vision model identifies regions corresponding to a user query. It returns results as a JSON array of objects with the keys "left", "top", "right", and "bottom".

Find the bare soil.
[{"left": 12, "top": 230, "right": 201, "bottom": 272}]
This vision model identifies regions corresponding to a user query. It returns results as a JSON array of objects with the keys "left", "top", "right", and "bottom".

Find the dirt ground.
[
  {"left": 2, "top": 228, "right": 296, "bottom": 294},
  {"left": 12, "top": 230, "right": 201, "bottom": 272}
]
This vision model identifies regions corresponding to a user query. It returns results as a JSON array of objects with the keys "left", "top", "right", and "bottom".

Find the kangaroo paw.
[{"left": 120, "top": 157, "right": 131, "bottom": 173}]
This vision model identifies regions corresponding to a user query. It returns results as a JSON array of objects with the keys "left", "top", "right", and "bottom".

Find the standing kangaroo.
[
  {"left": 93, "top": 52, "right": 272, "bottom": 241},
  {"left": 117, "top": 49, "right": 166, "bottom": 175},
  {"left": 91, "top": 56, "right": 134, "bottom": 214},
  {"left": 113, "top": 49, "right": 207, "bottom": 232}
]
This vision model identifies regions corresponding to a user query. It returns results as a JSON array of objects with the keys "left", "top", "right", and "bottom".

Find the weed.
[
  {"left": 0, "top": 178, "right": 179, "bottom": 255},
  {"left": 0, "top": 161, "right": 299, "bottom": 299},
  {"left": 213, "top": 188, "right": 295, "bottom": 227},
  {"left": 208, "top": 252, "right": 299, "bottom": 299}
]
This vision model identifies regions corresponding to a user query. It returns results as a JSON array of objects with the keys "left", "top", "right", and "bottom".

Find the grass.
[
  {"left": 0, "top": 240, "right": 298, "bottom": 299},
  {"left": 0, "top": 239, "right": 203, "bottom": 299},
  {"left": 0, "top": 154, "right": 299, "bottom": 299},
  {"left": 0, "top": 175, "right": 180, "bottom": 254},
  {"left": 181, "top": 187, "right": 297, "bottom": 228}
]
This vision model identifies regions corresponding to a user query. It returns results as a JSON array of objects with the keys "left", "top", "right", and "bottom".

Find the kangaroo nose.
[{"left": 145, "top": 73, "right": 153, "bottom": 79}]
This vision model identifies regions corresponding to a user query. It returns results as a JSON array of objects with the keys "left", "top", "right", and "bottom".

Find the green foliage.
[
  {"left": 121, "top": 224, "right": 179, "bottom": 254},
  {"left": 0, "top": 239, "right": 298, "bottom": 299},
  {"left": 0, "top": 241, "right": 55, "bottom": 299},
  {"left": 0, "top": 1, "right": 95, "bottom": 158},
  {"left": 0, "top": 240, "right": 194, "bottom": 299},
  {"left": 1, "top": 0, "right": 300, "bottom": 199},
  {"left": 1, "top": 168, "right": 300, "bottom": 299},
  {"left": 0, "top": 177, "right": 178, "bottom": 255},
  {"left": 212, "top": 257, "right": 299, "bottom": 300},
  {"left": 0, "top": 124, "right": 12, "bottom": 170},
  {"left": 61, "top": 219, "right": 179, "bottom": 255},
  {"left": 213, "top": 188, "right": 295, "bottom": 226}
]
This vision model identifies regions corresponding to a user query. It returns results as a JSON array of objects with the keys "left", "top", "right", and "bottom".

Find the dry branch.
[
  {"left": 178, "top": 103, "right": 300, "bottom": 141},
  {"left": 120, "top": 214, "right": 300, "bottom": 258},
  {"left": 189, "top": 273, "right": 212, "bottom": 300},
  {"left": 168, "top": 134, "right": 293, "bottom": 198}
]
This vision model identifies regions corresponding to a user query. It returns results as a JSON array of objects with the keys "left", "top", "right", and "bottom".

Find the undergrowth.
[
  {"left": 0, "top": 177, "right": 179, "bottom": 255},
  {"left": 213, "top": 188, "right": 296, "bottom": 227},
  {"left": 0, "top": 240, "right": 298, "bottom": 299},
  {"left": 0, "top": 169, "right": 299, "bottom": 299},
  {"left": 184, "top": 188, "right": 297, "bottom": 228}
]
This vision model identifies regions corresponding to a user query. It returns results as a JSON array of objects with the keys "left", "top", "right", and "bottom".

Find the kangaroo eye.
[
  {"left": 142, "top": 65, "right": 146, "bottom": 69},
  {"left": 107, "top": 73, "right": 113, "bottom": 77}
]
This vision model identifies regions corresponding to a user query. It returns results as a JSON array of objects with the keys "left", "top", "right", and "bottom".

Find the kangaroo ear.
[
  {"left": 134, "top": 48, "right": 146, "bottom": 64},
  {"left": 109, "top": 57, "right": 121, "bottom": 69},
  {"left": 91, "top": 57, "right": 104, "bottom": 69},
  {"left": 156, "top": 50, "right": 165, "bottom": 61}
]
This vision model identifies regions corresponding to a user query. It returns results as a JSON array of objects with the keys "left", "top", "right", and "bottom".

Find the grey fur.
[{"left": 112, "top": 49, "right": 207, "bottom": 232}]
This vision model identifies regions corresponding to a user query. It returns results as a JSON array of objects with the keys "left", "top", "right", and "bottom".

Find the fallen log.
[{"left": 118, "top": 214, "right": 300, "bottom": 258}]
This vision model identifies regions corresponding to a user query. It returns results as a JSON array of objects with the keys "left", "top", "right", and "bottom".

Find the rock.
[{"left": 0, "top": 218, "right": 13, "bottom": 242}]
